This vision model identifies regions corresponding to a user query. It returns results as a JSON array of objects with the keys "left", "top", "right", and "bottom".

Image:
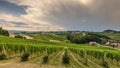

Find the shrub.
[
  {"left": 43, "top": 55, "right": 49, "bottom": 63},
  {"left": 0, "top": 54, "right": 7, "bottom": 60},
  {"left": 15, "top": 35, "right": 26, "bottom": 39},
  {"left": 62, "top": 51, "right": 70, "bottom": 64},
  {"left": 21, "top": 52, "right": 30, "bottom": 61},
  {"left": 101, "top": 61, "right": 109, "bottom": 68}
]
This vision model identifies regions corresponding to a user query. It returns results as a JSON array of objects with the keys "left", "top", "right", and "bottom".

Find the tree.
[
  {"left": 0, "top": 27, "right": 9, "bottom": 36},
  {"left": 66, "top": 32, "right": 108, "bottom": 44}
]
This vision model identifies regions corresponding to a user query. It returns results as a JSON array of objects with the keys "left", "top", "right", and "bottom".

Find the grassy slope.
[
  {"left": 27, "top": 34, "right": 66, "bottom": 41},
  {"left": 0, "top": 35, "right": 120, "bottom": 68},
  {"left": 0, "top": 35, "right": 119, "bottom": 52},
  {"left": 100, "top": 32, "right": 120, "bottom": 41}
]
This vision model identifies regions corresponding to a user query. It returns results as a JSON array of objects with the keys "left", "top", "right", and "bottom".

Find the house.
[
  {"left": 89, "top": 41, "right": 97, "bottom": 45},
  {"left": 105, "top": 42, "right": 111, "bottom": 46},
  {"left": 105, "top": 41, "right": 120, "bottom": 48},
  {"left": 117, "top": 43, "right": 120, "bottom": 48},
  {"left": 9, "top": 32, "right": 15, "bottom": 38}
]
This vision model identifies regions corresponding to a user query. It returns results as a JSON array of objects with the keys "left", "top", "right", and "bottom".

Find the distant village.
[
  {"left": 105, "top": 41, "right": 120, "bottom": 48},
  {"left": 1, "top": 26, "right": 120, "bottom": 48},
  {"left": 8, "top": 30, "right": 120, "bottom": 48},
  {"left": 9, "top": 32, "right": 33, "bottom": 39},
  {"left": 89, "top": 41, "right": 120, "bottom": 48}
]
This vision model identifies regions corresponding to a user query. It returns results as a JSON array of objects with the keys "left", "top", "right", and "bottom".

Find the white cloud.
[
  {"left": 0, "top": 12, "right": 64, "bottom": 31},
  {"left": 0, "top": 0, "right": 65, "bottom": 31}
]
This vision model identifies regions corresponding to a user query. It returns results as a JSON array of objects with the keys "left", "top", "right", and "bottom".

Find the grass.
[
  {"left": 0, "top": 34, "right": 120, "bottom": 68},
  {"left": 27, "top": 34, "right": 66, "bottom": 41}
]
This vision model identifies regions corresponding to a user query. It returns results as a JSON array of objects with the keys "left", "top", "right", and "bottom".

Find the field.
[{"left": 0, "top": 34, "right": 120, "bottom": 68}]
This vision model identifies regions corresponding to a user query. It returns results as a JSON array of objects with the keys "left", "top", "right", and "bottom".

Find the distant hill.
[
  {"left": 8, "top": 30, "right": 36, "bottom": 33},
  {"left": 7, "top": 29, "right": 120, "bottom": 42},
  {"left": 103, "top": 29, "right": 120, "bottom": 33}
]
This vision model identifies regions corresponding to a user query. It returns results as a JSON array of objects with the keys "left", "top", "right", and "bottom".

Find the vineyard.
[{"left": 0, "top": 35, "right": 120, "bottom": 68}]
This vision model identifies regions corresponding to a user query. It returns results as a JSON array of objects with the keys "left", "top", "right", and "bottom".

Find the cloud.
[
  {"left": 0, "top": 0, "right": 120, "bottom": 31},
  {"left": 0, "top": 0, "right": 27, "bottom": 16},
  {"left": 0, "top": 11, "right": 64, "bottom": 31},
  {"left": 0, "top": 0, "right": 65, "bottom": 31}
]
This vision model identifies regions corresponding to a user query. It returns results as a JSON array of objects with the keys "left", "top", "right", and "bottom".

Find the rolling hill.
[{"left": 0, "top": 33, "right": 120, "bottom": 68}]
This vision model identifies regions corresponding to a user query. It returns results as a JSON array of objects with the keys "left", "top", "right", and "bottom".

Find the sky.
[{"left": 0, "top": 0, "right": 120, "bottom": 31}]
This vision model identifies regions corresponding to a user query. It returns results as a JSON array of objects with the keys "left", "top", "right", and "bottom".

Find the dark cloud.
[
  {"left": 12, "top": 22, "right": 27, "bottom": 25},
  {"left": 0, "top": 0, "right": 27, "bottom": 16},
  {"left": 39, "top": 0, "right": 120, "bottom": 31},
  {"left": 0, "top": 20, "right": 27, "bottom": 27}
]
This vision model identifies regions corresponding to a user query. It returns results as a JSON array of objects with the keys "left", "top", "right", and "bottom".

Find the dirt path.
[
  {"left": 0, "top": 58, "right": 66, "bottom": 68},
  {"left": 87, "top": 59, "right": 103, "bottom": 68},
  {"left": 0, "top": 62, "right": 13, "bottom": 67},
  {"left": 68, "top": 50, "right": 87, "bottom": 68},
  {"left": 0, "top": 51, "right": 66, "bottom": 68},
  {"left": 70, "top": 51, "right": 103, "bottom": 68},
  {"left": 59, "top": 51, "right": 65, "bottom": 65},
  {"left": 49, "top": 51, "right": 63, "bottom": 65},
  {"left": 0, "top": 62, "right": 67, "bottom": 68},
  {"left": 70, "top": 61, "right": 78, "bottom": 68}
]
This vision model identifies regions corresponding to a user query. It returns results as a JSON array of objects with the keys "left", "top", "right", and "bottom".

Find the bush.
[
  {"left": 21, "top": 52, "right": 30, "bottom": 61},
  {"left": 101, "top": 61, "right": 109, "bottom": 68},
  {"left": 43, "top": 55, "right": 49, "bottom": 63},
  {"left": 15, "top": 35, "right": 26, "bottom": 39},
  {"left": 0, "top": 54, "right": 7, "bottom": 60},
  {"left": 62, "top": 51, "right": 70, "bottom": 64}
]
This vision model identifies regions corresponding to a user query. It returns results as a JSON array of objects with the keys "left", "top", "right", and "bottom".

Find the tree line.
[{"left": 66, "top": 32, "right": 110, "bottom": 44}]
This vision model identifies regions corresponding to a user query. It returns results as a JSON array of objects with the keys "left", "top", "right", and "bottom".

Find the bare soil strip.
[{"left": 68, "top": 50, "right": 87, "bottom": 68}]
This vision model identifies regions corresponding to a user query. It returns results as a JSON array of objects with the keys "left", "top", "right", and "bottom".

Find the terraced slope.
[{"left": 0, "top": 35, "right": 120, "bottom": 68}]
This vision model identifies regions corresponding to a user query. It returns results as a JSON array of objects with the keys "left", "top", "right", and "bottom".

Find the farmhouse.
[
  {"left": 105, "top": 41, "right": 120, "bottom": 48},
  {"left": 9, "top": 32, "right": 15, "bottom": 38},
  {"left": 89, "top": 41, "right": 97, "bottom": 45}
]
